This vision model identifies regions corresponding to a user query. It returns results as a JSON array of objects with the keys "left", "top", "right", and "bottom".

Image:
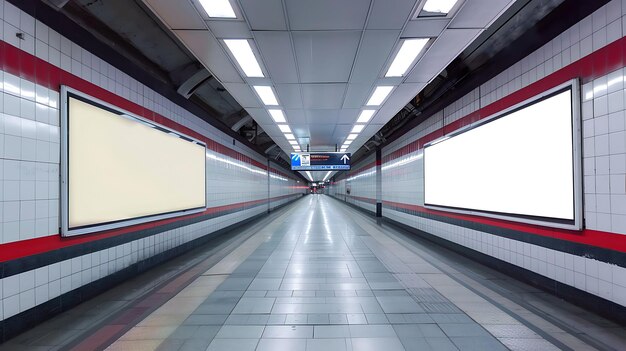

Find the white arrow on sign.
[{"left": 340, "top": 154, "right": 350, "bottom": 164}]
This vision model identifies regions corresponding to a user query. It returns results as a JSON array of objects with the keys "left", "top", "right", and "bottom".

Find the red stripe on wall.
[
  {"left": 375, "top": 35, "right": 626, "bottom": 252},
  {"left": 0, "top": 194, "right": 300, "bottom": 263},
  {"left": 382, "top": 200, "right": 626, "bottom": 254},
  {"left": 0, "top": 41, "right": 269, "bottom": 171},
  {"left": 383, "top": 35, "right": 626, "bottom": 163}
]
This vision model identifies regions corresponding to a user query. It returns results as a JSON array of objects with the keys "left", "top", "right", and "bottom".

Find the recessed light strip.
[
  {"left": 253, "top": 86, "right": 278, "bottom": 105},
  {"left": 199, "top": 0, "right": 236, "bottom": 18},
  {"left": 357, "top": 110, "right": 376, "bottom": 123},
  {"left": 422, "top": 0, "right": 459, "bottom": 14},
  {"left": 268, "top": 109, "right": 286, "bottom": 123},
  {"left": 366, "top": 86, "right": 394, "bottom": 106},
  {"left": 351, "top": 125, "right": 364, "bottom": 133},
  {"left": 386, "top": 38, "right": 429, "bottom": 77},
  {"left": 224, "top": 39, "right": 264, "bottom": 77}
]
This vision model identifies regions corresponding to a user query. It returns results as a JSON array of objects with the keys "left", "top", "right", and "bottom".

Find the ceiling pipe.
[
  {"left": 43, "top": 0, "right": 70, "bottom": 10},
  {"left": 231, "top": 115, "right": 253, "bottom": 132},
  {"left": 177, "top": 69, "right": 212, "bottom": 99}
]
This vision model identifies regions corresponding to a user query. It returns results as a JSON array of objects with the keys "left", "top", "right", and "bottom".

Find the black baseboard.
[
  {"left": 383, "top": 216, "right": 626, "bottom": 326},
  {"left": 329, "top": 195, "right": 626, "bottom": 326},
  {"left": 0, "top": 196, "right": 301, "bottom": 343},
  {"left": 328, "top": 195, "right": 376, "bottom": 216}
]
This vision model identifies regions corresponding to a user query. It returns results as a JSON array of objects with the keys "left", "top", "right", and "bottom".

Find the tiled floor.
[{"left": 2, "top": 195, "right": 626, "bottom": 350}]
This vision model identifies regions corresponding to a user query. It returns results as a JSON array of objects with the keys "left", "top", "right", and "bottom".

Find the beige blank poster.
[{"left": 68, "top": 97, "right": 206, "bottom": 229}]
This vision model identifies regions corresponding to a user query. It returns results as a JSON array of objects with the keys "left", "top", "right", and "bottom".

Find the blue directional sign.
[{"left": 291, "top": 152, "right": 351, "bottom": 171}]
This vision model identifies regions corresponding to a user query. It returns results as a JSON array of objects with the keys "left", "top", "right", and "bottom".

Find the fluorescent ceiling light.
[
  {"left": 351, "top": 125, "right": 365, "bottom": 133},
  {"left": 357, "top": 110, "right": 376, "bottom": 123},
  {"left": 386, "top": 38, "right": 429, "bottom": 77},
  {"left": 224, "top": 40, "right": 264, "bottom": 77},
  {"left": 268, "top": 109, "right": 286, "bottom": 123},
  {"left": 347, "top": 134, "right": 358, "bottom": 140},
  {"left": 289, "top": 140, "right": 298, "bottom": 145},
  {"left": 199, "top": 0, "right": 236, "bottom": 18},
  {"left": 366, "top": 86, "right": 394, "bottom": 106},
  {"left": 253, "top": 86, "right": 278, "bottom": 105},
  {"left": 278, "top": 124, "right": 291, "bottom": 133},
  {"left": 305, "top": 171, "right": 313, "bottom": 181},
  {"left": 323, "top": 171, "right": 332, "bottom": 181},
  {"left": 422, "top": 0, "right": 458, "bottom": 14},
  {"left": 340, "top": 148, "right": 347, "bottom": 152},
  {"left": 285, "top": 133, "right": 295, "bottom": 140}
]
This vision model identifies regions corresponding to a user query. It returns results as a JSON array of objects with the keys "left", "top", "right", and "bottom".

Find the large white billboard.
[
  {"left": 424, "top": 81, "right": 582, "bottom": 229},
  {"left": 61, "top": 87, "right": 206, "bottom": 236}
]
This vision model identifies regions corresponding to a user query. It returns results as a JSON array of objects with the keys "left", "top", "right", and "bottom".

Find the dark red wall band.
[
  {"left": 0, "top": 193, "right": 301, "bottom": 263},
  {"left": 383, "top": 35, "right": 626, "bottom": 164},
  {"left": 0, "top": 40, "right": 269, "bottom": 171},
  {"left": 0, "top": 38, "right": 305, "bottom": 263},
  {"left": 375, "top": 35, "right": 626, "bottom": 253}
]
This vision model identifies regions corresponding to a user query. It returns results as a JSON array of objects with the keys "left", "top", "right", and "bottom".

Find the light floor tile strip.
[{"left": 104, "top": 205, "right": 300, "bottom": 351}]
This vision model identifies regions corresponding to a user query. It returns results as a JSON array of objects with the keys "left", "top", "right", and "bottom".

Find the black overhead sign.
[{"left": 291, "top": 152, "right": 351, "bottom": 171}]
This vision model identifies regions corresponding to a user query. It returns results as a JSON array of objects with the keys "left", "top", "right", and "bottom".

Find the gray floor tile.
[
  {"left": 306, "top": 338, "right": 348, "bottom": 351},
  {"left": 206, "top": 338, "right": 258, "bottom": 351},
  {"left": 349, "top": 325, "right": 397, "bottom": 338},
  {"left": 329, "top": 314, "right": 349, "bottom": 324},
  {"left": 314, "top": 325, "right": 351, "bottom": 338},
  {"left": 215, "top": 325, "right": 264, "bottom": 339},
  {"left": 350, "top": 337, "right": 406, "bottom": 351},
  {"left": 256, "top": 338, "right": 306, "bottom": 351},
  {"left": 440, "top": 323, "right": 491, "bottom": 337},
  {"left": 376, "top": 296, "right": 423, "bottom": 313},
  {"left": 263, "top": 325, "right": 313, "bottom": 338},
  {"left": 232, "top": 298, "right": 275, "bottom": 314},
  {"left": 450, "top": 336, "right": 508, "bottom": 351}
]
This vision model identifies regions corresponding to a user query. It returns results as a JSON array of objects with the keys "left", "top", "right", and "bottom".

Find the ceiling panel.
[
  {"left": 285, "top": 0, "right": 370, "bottom": 30},
  {"left": 301, "top": 84, "right": 347, "bottom": 109},
  {"left": 371, "top": 83, "right": 425, "bottom": 124},
  {"left": 290, "top": 124, "right": 310, "bottom": 137},
  {"left": 450, "top": 0, "right": 513, "bottom": 29},
  {"left": 404, "top": 29, "right": 481, "bottom": 83},
  {"left": 260, "top": 124, "right": 283, "bottom": 137},
  {"left": 207, "top": 21, "right": 252, "bottom": 38},
  {"left": 306, "top": 109, "right": 340, "bottom": 124},
  {"left": 222, "top": 83, "right": 262, "bottom": 108},
  {"left": 254, "top": 32, "right": 299, "bottom": 83},
  {"left": 367, "top": 0, "right": 417, "bottom": 29},
  {"left": 285, "top": 109, "right": 307, "bottom": 124},
  {"left": 239, "top": 0, "right": 287, "bottom": 30},
  {"left": 173, "top": 30, "right": 244, "bottom": 83},
  {"left": 275, "top": 84, "right": 303, "bottom": 109},
  {"left": 293, "top": 31, "right": 361, "bottom": 83},
  {"left": 308, "top": 124, "right": 338, "bottom": 144},
  {"left": 246, "top": 108, "right": 274, "bottom": 124},
  {"left": 338, "top": 109, "right": 360, "bottom": 124},
  {"left": 403, "top": 18, "right": 449, "bottom": 37},
  {"left": 343, "top": 84, "right": 373, "bottom": 108},
  {"left": 143, "top": 0, "right": 206, "bottom": 30},
  {"left": 332, "top": 124, "right": 353, "bottom": 139},
  {"left": 349, "top": 30, "right": 400, "bottom": 83}
]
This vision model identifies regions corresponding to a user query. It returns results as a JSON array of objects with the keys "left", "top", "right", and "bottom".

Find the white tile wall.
[
  {"left": 329, "top": 153, "right": 377, "bottom": 212},
  {"left": 378, "top": 0, "right": 626, "bottom": 307},
  {"left": 0, "top": 0, "right": 304, "bottom": 321}
]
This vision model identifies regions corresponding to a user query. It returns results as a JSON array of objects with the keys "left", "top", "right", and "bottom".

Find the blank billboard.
[
  {"left": 61, "top": 88, "right": 206, "bottom": 236},
  {"left": 424, "top": 82, "right": 581, "bottom": 229}
]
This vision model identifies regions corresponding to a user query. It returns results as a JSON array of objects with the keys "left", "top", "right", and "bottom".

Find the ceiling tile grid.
[{"left": 141, "top": 0, "right": 517, "bottom": 180}]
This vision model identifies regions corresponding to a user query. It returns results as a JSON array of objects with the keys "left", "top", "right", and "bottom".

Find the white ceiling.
[{"left": 142, "top": 0, "right": 516, "bottom": 181}]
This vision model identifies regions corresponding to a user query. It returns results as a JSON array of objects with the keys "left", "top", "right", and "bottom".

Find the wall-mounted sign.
[{"left": 291, "top": 152, "right": 351, "bottom": 170}]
